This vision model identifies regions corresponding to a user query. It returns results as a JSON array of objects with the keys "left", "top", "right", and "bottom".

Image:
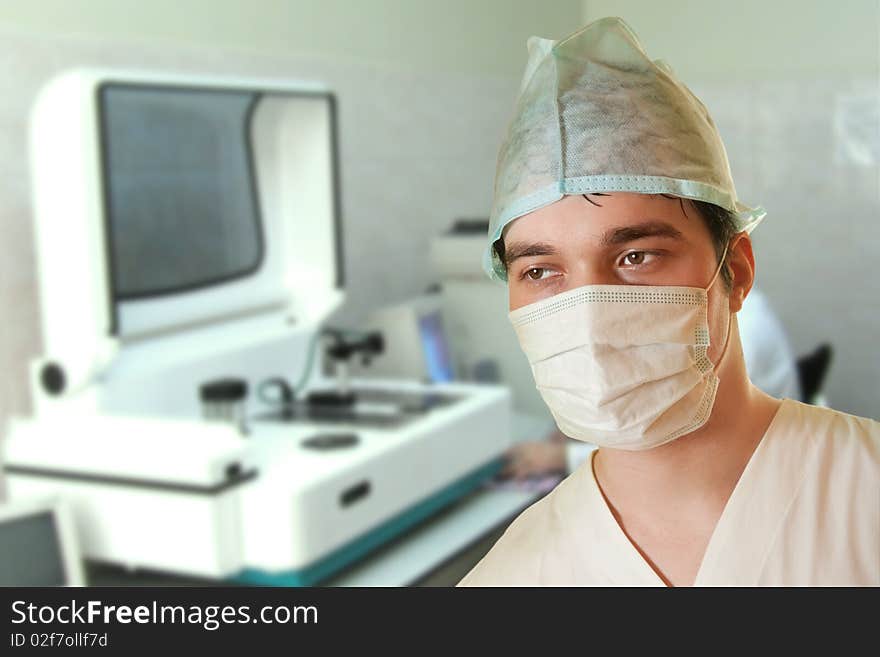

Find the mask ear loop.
[
  {"left": 707, "top": 242, "right": 733, "bottom": 371},
  {"left": 705, "top": 241, "right": 730, "bottom": 292}
]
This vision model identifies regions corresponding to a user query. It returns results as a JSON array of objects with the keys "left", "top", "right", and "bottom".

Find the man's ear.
[{"left": 727, "top": 232, "right": 755, "bottom": 313}]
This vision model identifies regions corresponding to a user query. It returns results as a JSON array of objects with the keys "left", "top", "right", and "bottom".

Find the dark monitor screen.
[
  {"left": 100, "top": 85, "right": 264, "bottom": 299},
  {"left": 0, "top": 511, "right": 67, "bottom": 586}
]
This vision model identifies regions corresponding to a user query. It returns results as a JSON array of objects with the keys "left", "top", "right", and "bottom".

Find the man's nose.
[{"left": 564, "top": 259, "right": 618, "bottom": 289}]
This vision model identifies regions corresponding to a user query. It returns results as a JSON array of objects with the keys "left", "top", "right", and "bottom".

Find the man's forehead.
[{"left": 501, "top": 194, "right": 696, "bottom": 244}]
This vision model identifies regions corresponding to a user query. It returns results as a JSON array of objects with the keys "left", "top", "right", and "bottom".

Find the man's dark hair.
[
  {"left": 492, "top": 196, "right": 738, "bottom": 290},
  {"left": 690, "top": 199, "right": 738, "bottom": 290}
]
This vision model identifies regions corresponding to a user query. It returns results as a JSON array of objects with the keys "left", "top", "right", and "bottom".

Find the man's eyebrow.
[
  {"left": 601, "top": 221, "right": 685, "bottom": 246},
  {"left": 503, "top": 241, "right": 559, "bottom": 266}
]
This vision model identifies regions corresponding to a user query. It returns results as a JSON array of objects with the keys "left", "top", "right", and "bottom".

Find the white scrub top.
[{"left": 460, "top": 399, "right": 879, "bottom": 586}]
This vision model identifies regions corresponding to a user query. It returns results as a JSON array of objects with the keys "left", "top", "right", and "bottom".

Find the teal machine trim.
[{"left": 235, "top": 457, "right": 503, "bottom": 586}]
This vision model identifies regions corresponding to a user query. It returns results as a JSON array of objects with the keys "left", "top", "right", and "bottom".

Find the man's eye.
[
  {"left": 524, "top": 267, "right": 552, "bottom": 281},
  {"left": 621, "top": 251, "right": 648, "bottom": 266}
]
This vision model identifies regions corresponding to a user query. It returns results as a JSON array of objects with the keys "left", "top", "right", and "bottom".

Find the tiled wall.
[{"left": 695, "top": 78, "right": 879, "bottom": 418}]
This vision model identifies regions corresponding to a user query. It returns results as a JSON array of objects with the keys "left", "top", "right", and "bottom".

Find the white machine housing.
[
  {"left": 26, "top": 69, "right": 343, "bottom": 416},
  {"left": 430, "top": 226, "right": 552, "bottom": 419},
  {"left": 242, "top": 379, "right": 509, "bottom": 574},
  {"left": 5, "top": 69, "right": 512, "bottom": 582},
  {"left": 6, "top": 416, "right": 254, "bottom": 578}
]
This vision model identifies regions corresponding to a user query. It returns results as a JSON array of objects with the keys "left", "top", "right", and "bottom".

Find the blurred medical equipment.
[
  {"left": 482, "top": 16, "right": 766, "bottom": 281},
  {"left": 430, "top": 220, "right": 553, "bottom": 423},
  {"left": 200, "top": 378, "right": 249, "bottom": 429},
  {"left": 353, "top": 293, "right": 455, "bottom": 384},
  {"left": 6, "top": 416, "right": 253, "bottom": 578},
  {"left": 0, "top": 496, "right": 85, "bottom": 586},
  {"left": 3, "top": 70, "right": 511, "bottom": 585},
  {"left": 314, "top": 328, "right": 386, "bottom": 401}
]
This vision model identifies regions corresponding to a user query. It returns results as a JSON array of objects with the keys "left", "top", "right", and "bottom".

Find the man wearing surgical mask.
[
  {"left": 504, "top": 284, "right": 802, "bottom": 479},
  {"left": 458, "top": 18, "right": 879, "bottom": 587}
]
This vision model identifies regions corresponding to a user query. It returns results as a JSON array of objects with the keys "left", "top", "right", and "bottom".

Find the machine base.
[{"left": 234, "top": 457, "right": 503, "bottom": 586}]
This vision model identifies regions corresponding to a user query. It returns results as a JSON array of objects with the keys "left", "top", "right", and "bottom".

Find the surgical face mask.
[{"left": 509, "top": 249, "right": 731, "bottom": 451}]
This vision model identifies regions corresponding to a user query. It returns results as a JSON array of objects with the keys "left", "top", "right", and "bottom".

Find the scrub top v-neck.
[{"left": 458, "top": 399, "right": 879, "bottom": 586}]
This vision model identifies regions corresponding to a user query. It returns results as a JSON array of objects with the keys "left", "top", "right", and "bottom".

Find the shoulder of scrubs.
[
  {"left": 457, "top": 467, "right": 584, "bottom": 587},
  {"left": 737, "top": 288, "right": 801, "bottom": 400},
  {"left": 697, "top": 399, "right": 880, "bottom": 586},
  {"left": 755, "top": 400, "right": 880, "bottom": 585},
  {"left": 777, "top": 399, "right": 879, "bottom": 473}
]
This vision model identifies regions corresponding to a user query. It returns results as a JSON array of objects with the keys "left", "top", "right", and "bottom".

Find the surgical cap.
[{"left": 484, "top": 16, "right": 766, "bottom": 281}]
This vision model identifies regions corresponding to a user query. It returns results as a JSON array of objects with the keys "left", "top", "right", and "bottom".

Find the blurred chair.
[{"left": 796, "top": 344, "right": 833, "bottom": 404}]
